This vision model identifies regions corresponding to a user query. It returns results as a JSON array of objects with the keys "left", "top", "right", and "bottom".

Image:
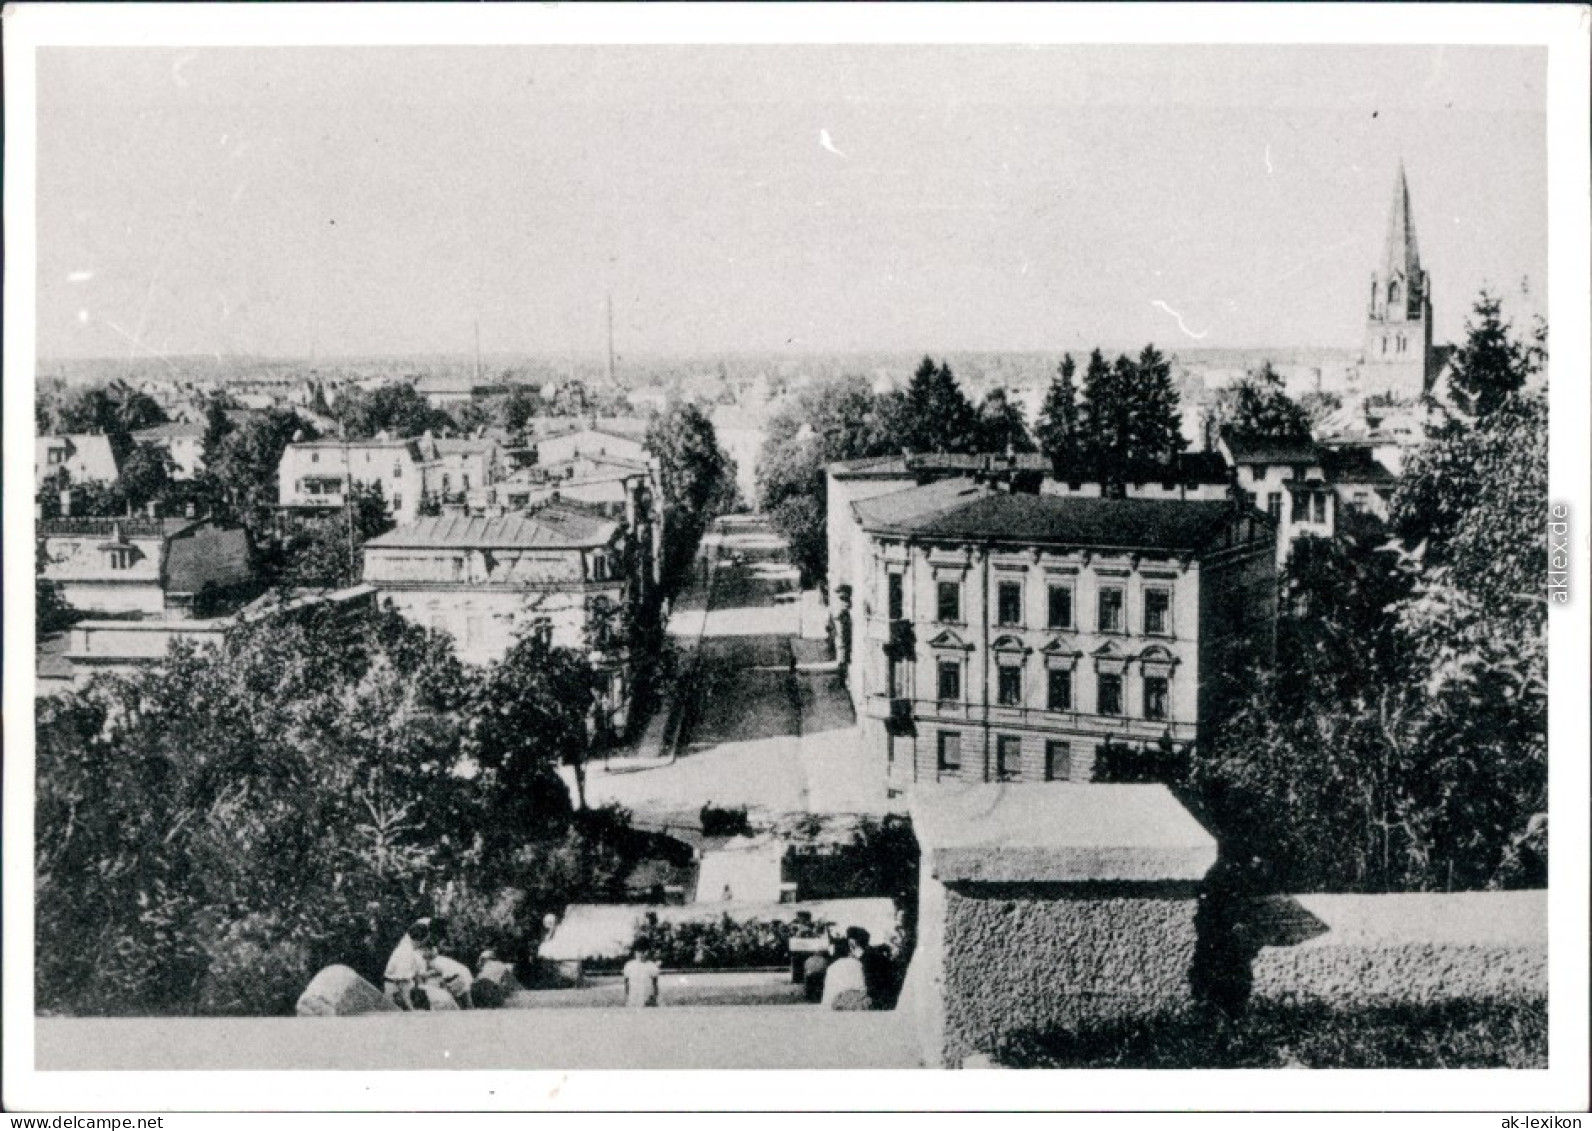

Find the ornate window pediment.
[
  {"left": 1040, "top": 635, "right": 1080, "bottom": 668},
  {"left": 1092, "top": 639, "right": 1129, "bottom": 674},
  {"left": 926, "top": 628, "right": 974, "bottom": 652},
  {"left": 1138, "top": 644, "right": 1179, "bottom": 677},
  {"left": 990, "top": 634, "right": 1030, "bottom": 655}
]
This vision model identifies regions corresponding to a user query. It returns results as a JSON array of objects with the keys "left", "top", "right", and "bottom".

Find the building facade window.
[
  {"left": 107, "top": 547, "right": 135, "bottom": 570},
  {"left": 936, "top": 580, "right": 961, "bottom": 623},
  {"left": 1098, "top": 672, "right": 1123, "bottom": 716},
  {"left": 1097, "top": 586, "right": 1124, "bottom": 634},
  {"left": 888, "top": 656, "right": 908, "bottom": 697},
  {"left": 1267, "top": 492, "right": 1282, "bottom": 521},
  {"left": 393, "top": 463, "right": 403, "bottom": 479},
  {"left": 1144, "top": 675, "right": 1170, "bottom": 721},
  {"left": 1047, "top": 583, "right": 1073, "bottom": 629},
  {"left": 1144, "top": 588, "right": 1171, "bottom": 637},
  {"left": 996, "top": 735, "right": 1022, "bottom": 782},
  {"left": 1047, "top": 667, "right": 1073, "bottom": 712},
  {"left": 1313, "top": 493, "right": 1327, "bottom": 524},
  {"left": 310, "top": 451, "right": 319, "bottom": 464},
  {"left": 887, "top": 572, "right": 904, "bottom": 621},
  {"left": 937, "top": 660, "right": 962, "bottom": 703},
  {"left": 996, "top": 580, "right": 1022, "bottom": 626},
  {"left": 1045, "top": 740, "right": 1071, "bottom": 782},
  {"left": 1292, "top": 492, "right": 1308, "bottom": 522},
  {"left": 937, "top": 731, "right": 962, "bottom": 774},
  {"left": 996, "top": 664, "right": 1022, "bottom": 707}
]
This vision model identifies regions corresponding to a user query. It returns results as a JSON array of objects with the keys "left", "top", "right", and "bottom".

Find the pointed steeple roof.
[{"left": 1383, "top": 161, "right": 1422, "bottom": 279}]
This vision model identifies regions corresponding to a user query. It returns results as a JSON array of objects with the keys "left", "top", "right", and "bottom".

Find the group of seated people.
[{"left": 383, "top": 917, "right": 514, "bottom": 1011}]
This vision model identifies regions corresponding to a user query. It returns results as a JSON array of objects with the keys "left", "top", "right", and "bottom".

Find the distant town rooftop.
[
  {"left": 364, "top": 503, "right": 618, "bottom": 550},
  {"left": 1321, "top": 448, "right": 1397, "bottom": 485},
  {"left": 1218, "top": 430, "right": 1323, "bottom": 465},
  {"left": 38, "top": 516, "right": 199, "bottom": 541},
  {"left": 164, "top": 524, "right": 254, "bottom": 594},
  {"left": 131, "top": 421, "right": 206, "bottom": 440}
]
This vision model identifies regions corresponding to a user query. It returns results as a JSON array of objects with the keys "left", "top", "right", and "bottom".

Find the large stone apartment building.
[
  {"left": 827, "top": 451, "right": 1232, "bottom": 643},
  {"left": 841, "top": 480, "right": 1276, "bottom": 796}
]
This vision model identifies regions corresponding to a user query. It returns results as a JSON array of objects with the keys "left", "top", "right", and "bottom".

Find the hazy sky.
[{"left": 36, "top": 45, "right": 1546, "bottom": 361}]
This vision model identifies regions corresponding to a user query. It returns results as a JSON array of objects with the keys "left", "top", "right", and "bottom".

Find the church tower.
[{"left": 1360, "top": 162, "right": 1434, "bottom": 400}]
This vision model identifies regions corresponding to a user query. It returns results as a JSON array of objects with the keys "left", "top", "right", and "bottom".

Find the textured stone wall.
[
  {"left": 903, "top": 784, "right": 1218, "bottom": 1067},
  {"left": 938, "top": 881, "right": 1201, "bottom": 1064},
  {"left": 1248, "top": 890, "right": 1547, "bottom": 1009}
]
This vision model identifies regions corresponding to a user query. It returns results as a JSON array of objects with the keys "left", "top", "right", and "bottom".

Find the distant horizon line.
[{"left": 37, "top": 342, "right": 1384, "bottom": 367}]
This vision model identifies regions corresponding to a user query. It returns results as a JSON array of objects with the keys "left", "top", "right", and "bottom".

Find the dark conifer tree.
[
  {"left": 899, "top": 356, "right": 979, "bottom": 454},
  {"left": 1036, "top": 354, "right": 1082, "bottom": 468}
]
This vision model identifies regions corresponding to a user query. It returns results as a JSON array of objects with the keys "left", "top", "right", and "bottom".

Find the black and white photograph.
[{"left": 4, "top": 2, "right": 1588, "bottom": 1116}]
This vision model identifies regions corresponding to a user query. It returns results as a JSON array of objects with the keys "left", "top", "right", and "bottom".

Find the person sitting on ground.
[
  {"left": 801, "top": 945, "right": 830, "bottom": 1004},
  {"left": 383, "top": 919, "right": 435, "bottom": 1011},
  {"left": 860, "top": 936, "right": 895, "bottom": 1008},
  {"left": 430, "top": 951, "right": 475, "bottom": 1009},
  {"left": 820, "top": 927, "right": 871, "bottom": 1011},
  {"left": 623, "top": 939, "right": 662, "bottom": 1008},
  {"left": 477, "top": 948, "right": 513, "bottom": 982}
]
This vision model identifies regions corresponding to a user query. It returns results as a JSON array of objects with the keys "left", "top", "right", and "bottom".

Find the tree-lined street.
[{"left": 574, "top": 516, "right": 889, "bottom": 827}]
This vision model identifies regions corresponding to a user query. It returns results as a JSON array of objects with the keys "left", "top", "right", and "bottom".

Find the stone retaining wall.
[
  {"left": 903, "top": 784, "right": 1217, "bottom": 1067},
  {"left": 941, "top": 881, "right": 1202, "bottom": 1052},
  {"left": 899, "top": 785, "right": 1548, "bottom": 1067},
  {"left": 1247, "top": 890, "right": 1547, "bottom": 1009}
]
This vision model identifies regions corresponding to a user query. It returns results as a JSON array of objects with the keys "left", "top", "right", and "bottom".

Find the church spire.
[
  {"left": 1361, "top": 160, "right": 1434, "bottom": 401},
  {"left": 1383, "top": 160, "right": 1421, "bottom": 280}
]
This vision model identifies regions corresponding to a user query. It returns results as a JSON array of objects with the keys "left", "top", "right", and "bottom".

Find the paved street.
[{"left": 576, "top": 517, "right": 890, "bottom": 826}]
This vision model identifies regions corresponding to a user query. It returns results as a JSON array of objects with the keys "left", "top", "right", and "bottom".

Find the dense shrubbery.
[
  {"left": 633, "top": 914, "right": 831, "bottom": 971},
  {"left": 34, "top": 601, "right": 663, "bottom": 1016},
  {"left": 995, "top": 999, "right": 1547, "bottom": 1069},
  {"left": 1093, "top": 736, "right": 1188, "bottom": 785},
  {"left": 1187, "top": 299, "right": 1547, "bottom": 895},
  {"left": 699, "top": 803, "right": 752, "bottom": 838}
]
